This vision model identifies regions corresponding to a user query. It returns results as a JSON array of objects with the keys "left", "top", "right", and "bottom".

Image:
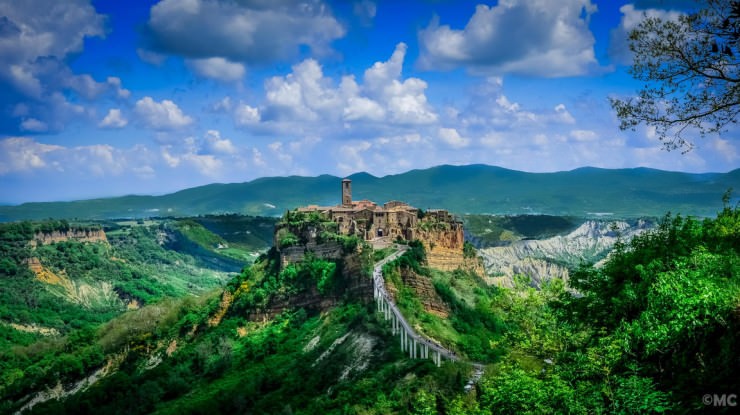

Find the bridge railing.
[{"left": 372, "top": 246, "right": 460, "bottom": 367}]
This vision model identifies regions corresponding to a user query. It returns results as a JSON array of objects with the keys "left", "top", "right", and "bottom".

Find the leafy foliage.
[
  {"left": 3, "top": 205, "right": 740, "bottom": 414},
  {"left": 611, "top": 0, "right": 740, "bottom": 150}
]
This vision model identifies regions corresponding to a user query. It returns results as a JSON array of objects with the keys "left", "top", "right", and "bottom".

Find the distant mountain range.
[{"left": 1, "top": 164, "right": 738, "bottom": 221}]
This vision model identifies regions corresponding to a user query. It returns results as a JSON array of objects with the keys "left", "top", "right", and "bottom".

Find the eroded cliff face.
[
  {"left": 478, "top": 220, "right": 651, "bottom": 288},
  {"left": 25, "top": 257, "right": 125, "bottom": 309},
  {"left": 386, "top": 267, "right": 450, "bottom": 318},
  {"left": 248, "top": 225, "right": 372, "bottom": 322},
  {"left": 416, "top": 223, "right": 484, "bottom": 275},
  {"left": 32, "top": 228, "right": 108, "bottom": 245}
]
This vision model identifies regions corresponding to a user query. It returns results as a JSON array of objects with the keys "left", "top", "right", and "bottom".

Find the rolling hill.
[{"left": 1, "top": 164, "right": 737, "bottom": 221}]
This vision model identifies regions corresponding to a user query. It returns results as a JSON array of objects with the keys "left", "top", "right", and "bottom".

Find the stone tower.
[{"left": 342, "top": 178, "right": 352, "bottom": 207}]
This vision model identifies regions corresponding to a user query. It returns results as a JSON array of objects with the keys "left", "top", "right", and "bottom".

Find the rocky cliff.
[
  {"left": 478, "top": 220, "right": 652, "bottom": 288},
  {"left": 247, "top": 250, "right": 372, "bottom": 322},
  {"left": 386, "top": 267, "right": 450, "bottom": 318},
  {"left": 416, "top": 222, "right": 484, "bottom": 276},
  {"left": 25, "top": 257, "right": 125, "bottom": 309},
  {"left": 32, "top": 228, "right": 108, "bottom": 245},
  {"left": 247, "top": 219, "right": 372, "bottom": 321}
]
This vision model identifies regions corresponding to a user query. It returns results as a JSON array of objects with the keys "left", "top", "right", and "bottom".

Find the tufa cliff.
[
  {"left": 31, "top": 228, "right": 108, "bottom": 246},
  {"left": 244, "top": 211, "right": 373, "bottom": 321},
  {"left": 478, "top": 220, "right": 652, "bottom": 288},
  {"left": 416, "top": 214, "right": 484, "bottom": 276}
]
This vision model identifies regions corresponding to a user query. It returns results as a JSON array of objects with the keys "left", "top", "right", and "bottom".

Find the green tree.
[{"left": 611, "top": 0, "right": 740, "bottom": 150}]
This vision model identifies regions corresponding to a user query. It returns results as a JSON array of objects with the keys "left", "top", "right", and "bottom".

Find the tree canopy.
[{"left": 611, "top": 0, "right": 740, "bottom": 151}]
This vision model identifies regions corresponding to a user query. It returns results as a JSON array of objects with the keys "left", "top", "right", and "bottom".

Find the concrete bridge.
[{"left": 373, "top": 246, "right": 484, "bottom": 379}]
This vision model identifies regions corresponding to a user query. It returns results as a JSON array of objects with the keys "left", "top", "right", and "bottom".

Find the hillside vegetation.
[
  {"left": 0, "top": 215, "right": 275, "bottom": 410},
  {"left": 2, "top": 165, "right": 738, "bottom": 220},
  {"left": 2, "top": 205, "right": 738, "bottom": 413}
]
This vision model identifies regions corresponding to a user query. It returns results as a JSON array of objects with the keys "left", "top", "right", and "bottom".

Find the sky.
[{"left": 0, "top": 0, "right": 737, "bottom": 204}]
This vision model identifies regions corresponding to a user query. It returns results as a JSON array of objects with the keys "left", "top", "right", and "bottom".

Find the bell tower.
[{"left": 342, "top": 178, "right": 352, "bottom": 207}]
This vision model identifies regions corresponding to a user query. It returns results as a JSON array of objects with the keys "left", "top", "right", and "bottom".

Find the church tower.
[{"left": 342, "top": 178, "right": 352, "bottom": 207}]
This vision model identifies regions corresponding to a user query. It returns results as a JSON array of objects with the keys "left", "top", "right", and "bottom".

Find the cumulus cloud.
[
  {"left": 161, "top": 145, "right": 222, "bottom": 177},
  {"left": 569, "top": 129, "right": 599, "bottom": 142},
  {"left": 106, "top": 77, "right": 131, "bottom": 99},
  {"left": 0, "top": 0, "right": 105, "bottom": 65},
  {"left": 204, "top": 130, "right": 237, "bottom": 154},
  {"left": 609, "top": 4, "right": 683, "bottom": 65},
  {"left": 234, "top": 103, "right": 261, "bottom": 126},
  {"left": 20, "top": 118, "right": 49, "bottom": 133},
  {"left": 418, "top": 0, "right": 600, "bottom": 77},
  {"left": 439, "top": 127, "right": 470, "bottom": 148},
  {"left": 353, "top": 0, "right": 377, "bottom": 25},
  {"left": 186, "top": 57, "right": 246, "bottom": 82},
  {"left": 134, "top": 97, "right": 194, "bottom": 130},
  {"left": 99, "top": 109, "right": 128, "bottom": 129},
  {"left": 337, "top": 141, "right": 372, "bottom": 174},
  {"left": 245, "top": 42, "right": 436, "bottom": 131},
  {"left": 0, "top": 137, "right": 61, "bottom": 173},
  {"left": 0, "top": 0, "right": 133, "bottom": 133},
  {"left": 0, "top": 136, "right": 152, "bottom": 177},
  {"left": 143, "top": 0, "right": 345, "bottom": 73}
]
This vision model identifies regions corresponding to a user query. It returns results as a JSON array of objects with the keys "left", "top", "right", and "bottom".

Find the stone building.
[{"left": 298, "top": 179, "right": 421, "bottom": 240}]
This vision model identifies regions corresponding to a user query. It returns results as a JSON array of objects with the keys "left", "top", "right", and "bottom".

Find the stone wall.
[{"left": 279, "top": 241, "right": 344, "bottom": 268}]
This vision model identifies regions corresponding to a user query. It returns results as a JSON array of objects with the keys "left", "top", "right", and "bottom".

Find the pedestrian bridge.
[{"left": 372, "top": 246, "right": 484, "bottom": 380}]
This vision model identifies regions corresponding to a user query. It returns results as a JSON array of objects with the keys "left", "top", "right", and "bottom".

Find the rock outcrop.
[
  {"left": 386, "top": 267, "right": 450, "bottom": 318},
  {"left": 416, "top": 220, "right": 484, "bottom": 276},
  {"left": 478, "top": 220, "right": 652, "bottom": 288},
  {"left": 25, "top": 257, "right": 125, "bottom": 309},
  {"left": 32, "top": 228, "right": 108, "bottom": 246}
]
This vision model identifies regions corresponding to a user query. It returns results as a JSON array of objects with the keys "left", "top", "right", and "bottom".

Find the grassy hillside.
[
  {"left": 2, "top": 206, "right": 739, "bottom": 413},
  {"left": 1, "top": 165, "right": 737, "bottom": 221},
  {"left": 0, "top": 215, "right": 272, "bottom": 393}
]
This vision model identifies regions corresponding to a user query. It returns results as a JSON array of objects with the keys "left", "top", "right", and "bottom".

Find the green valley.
[{"left": 1, "top": 201, "right": 737, "bottom": 414}]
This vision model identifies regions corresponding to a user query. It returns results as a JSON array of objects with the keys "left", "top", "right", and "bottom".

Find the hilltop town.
[{"left": 296, "top": 178, "right": 459, "bottom": 242}]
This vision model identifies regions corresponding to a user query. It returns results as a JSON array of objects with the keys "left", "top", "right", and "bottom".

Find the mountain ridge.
[{"left": 1, "top": 164, "right": 738, "bottom": 221}]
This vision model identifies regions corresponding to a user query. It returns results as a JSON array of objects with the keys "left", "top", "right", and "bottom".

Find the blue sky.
[{"left": 0, "top": 0, "right": 736, "bottom": 204}]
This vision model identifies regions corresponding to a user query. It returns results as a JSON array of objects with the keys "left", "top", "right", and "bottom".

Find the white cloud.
[
  {"left": 353, "top": 1, "right": 377, "bottom": 24},
  {"left": 0, "top": 0, "right": 131, "bottom": 133},
  {"left": 418, "top": 0, "right": 600, "bottom": 77},
  {"left": 107, "top": 77, "right": 131, "bottom": 99},
  {"left": 134, "top": 97, "right": 194, "bottom": 130},
  {"left": 99, "top": 109, "right": 128, "bottom": 129},
  {"left": 0, "top": 136, "right": 153, "bottom": 177},
  {"left": 337, "top": 141, "right": 372, "bottom": 174},
  {"left": 144, "top": 0, "right": 344, "bottom": 64},
  {"left": 0, "top": 137, "right": 60, "bottom": 173},
  {"left": 343, "top": 95, "right": 386, "bottom": 122},
  {"left": 252, "top": 148, "right": 266, "bottom": 167},
  {"left": 710, "top": 138, "right": 738, "bottom": 163},
  {"left": 0, "top": 0, "right": 105, "bottom": 66},
  {"left": 248, "top": 43, "right": 436, "bottom": 128},
  {"left": 570, "top": 129, "right": 599, "bottom": 142},
  {"left": 234, "top": 103, "right": 261, "bottom": 126},
  {"left": 204, "top": 130, "right": 237, "bottom": 154},
  {"left": 20, "top": 118, "right": 49, "bottom": 133},
  {"left": 362, "top": 43, "right": 438, "bottom": 124},
  {"left": 186, "top": 57, "right": 246, "bottom": 82},
  {"left": 609, "top": 4, "right": 683, "bottom": 65},
  {"left": 161, "top": 145, "right": 222, "bottom": 176},
  {"left": 213, "top": 97, "right": 233, "bottom": 112},
  {"left": 439, "top": 127, "right": 470, "bottom": 148}
]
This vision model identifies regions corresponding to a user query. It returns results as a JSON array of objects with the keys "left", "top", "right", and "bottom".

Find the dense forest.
[{"left": 0, "top": 204, "right": 738, "bottom": 413}]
